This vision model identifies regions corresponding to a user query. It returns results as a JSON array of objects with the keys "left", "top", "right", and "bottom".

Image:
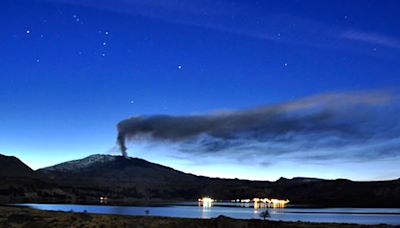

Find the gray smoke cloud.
[{"left": 116, "top": 90, "right": 399, "bottom": 161}]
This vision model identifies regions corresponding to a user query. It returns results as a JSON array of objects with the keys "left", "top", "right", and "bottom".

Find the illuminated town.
[
  {"left": 198, "top": 197, "right": 214, "bottom": 208},
  {"left": 198, "top": 197, "right": 289, "bottom": 208}
]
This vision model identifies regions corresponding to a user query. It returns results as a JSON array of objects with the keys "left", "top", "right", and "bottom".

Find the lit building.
[
  {"left": 235, "top": 197, "right": 290, "bottom": 208},
  {"left": 99, "top": 196, "right": 108, "bottom": 204},
  {"left": 198, "top": 197, "right": 214, "bottom": 208}
]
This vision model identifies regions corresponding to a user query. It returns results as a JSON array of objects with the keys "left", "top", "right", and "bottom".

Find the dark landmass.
[
  {"left": 0, "top": 154, "right": 38, "bottom": 178},
  {"left": 1, "top": 153, "right": 400, "bottom": 207},
  {"left": 0, "top": 205, "right": 397, "bottom": 228}
]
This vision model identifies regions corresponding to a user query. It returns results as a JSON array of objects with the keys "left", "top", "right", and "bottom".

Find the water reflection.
[
  {"left": 17, "top": 203, "right": 400, "bottom": 225},
  {"left": 201, "top": 207, "right": 211, "bottom": 219}
]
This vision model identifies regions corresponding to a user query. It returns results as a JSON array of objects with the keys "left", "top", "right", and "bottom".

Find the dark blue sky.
[{"left": 1, "top": 0, "right": 400, "bottom": 180}]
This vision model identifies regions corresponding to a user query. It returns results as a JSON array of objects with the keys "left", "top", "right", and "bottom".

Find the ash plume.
[
  {"left": 116, "top": 90, "right": 399, "bottom": 160},
  {"left": 117, "top": 132, "right": 128, "bottom": 158}
]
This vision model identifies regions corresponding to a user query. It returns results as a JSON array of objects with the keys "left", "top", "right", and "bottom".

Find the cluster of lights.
[
  {"left": 254, "top": 198, "right": 289, "bottom": 208},
  {"left": 99, "top": 196, "right": 108, "bottom": 204},
  {"left": 232, "top": 198, "right": 289, "bottom": 208},
  {"left": 198, "top": 197, "right": 289, "bottom": 208},
  {"left": 198, "top": 197, "right": 214, "bottom": 208}
]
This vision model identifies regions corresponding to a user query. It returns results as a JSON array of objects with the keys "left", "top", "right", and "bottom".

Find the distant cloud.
[
  {"left": 340, "top": 30, "right": 400, "bottom": 49},
  {"left": 117, "top": 90, "right": 400, "bottom": 165}
]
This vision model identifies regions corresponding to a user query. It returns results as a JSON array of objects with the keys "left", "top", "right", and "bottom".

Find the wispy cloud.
[
  {"left": 45, "top": 0, "right": 400, "bottom": 51},
  {"left": 340, "top": 30, "right": 400, "bottom": 49}
]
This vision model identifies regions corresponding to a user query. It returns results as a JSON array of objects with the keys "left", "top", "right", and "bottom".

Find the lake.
[{"left": 17, "top": 202, "right": 400, "bottom": 225}]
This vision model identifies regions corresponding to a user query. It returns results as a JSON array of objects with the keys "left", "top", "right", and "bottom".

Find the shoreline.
[
  {"left": 4, "top": 199, "right": 400, "bottom": 209},
  {"left": 1, "top": 205, "right": 398, "bottom": 228},
  {"left": 11, "top": 202, "right": 400, "bottom": 215}
]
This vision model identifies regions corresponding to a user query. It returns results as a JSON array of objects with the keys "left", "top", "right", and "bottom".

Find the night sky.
[{"left": 1, "top": 0, "right": 400, "bottom": 181}]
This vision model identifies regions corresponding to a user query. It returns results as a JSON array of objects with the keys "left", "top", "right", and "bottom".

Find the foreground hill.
[
  {"left": 0, "top": 154, "right": 66, "bottom": 203},
  {"left": 1, "top": 153, "right": 400, "bottom": 207},
  {"left": 0, "top": 154, "right": 37, "bottom": 178}
]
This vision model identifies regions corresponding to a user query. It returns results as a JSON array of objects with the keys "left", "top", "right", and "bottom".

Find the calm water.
[{"left": 18, "top": 203, "right": 400, "bottom": 225}]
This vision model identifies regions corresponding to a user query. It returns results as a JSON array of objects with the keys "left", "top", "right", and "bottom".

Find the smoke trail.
[
  {"left": 117, "top": 132, "right": 128, "bottom": 158},
  {"left": 115, "top": 90, "right": 395, "bottom": 157}
]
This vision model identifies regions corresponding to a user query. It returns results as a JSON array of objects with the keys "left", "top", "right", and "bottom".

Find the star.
[
  {"left": 26, "top": 30, "right": 30, "bottom": 34},
  {"left": 130, "top": 100, "right": 134, "bottom": 104},
  {"left": 102, "top": 42, "right": 107, "bottom": 46},
  {"left": 36, "top": 59, "right": 40, "bottom": 63},
  {"left": 105, "top": 31, "right": 109, "bottom": 35},
  {"left": 101, "top": 53, "right": 106, "bottom": 57},
  {"left": 177, "top": 65, "right": 183, "bottom": 70},
  {"left": 284, "top": 63, "right": 288, "bottom": 67}
]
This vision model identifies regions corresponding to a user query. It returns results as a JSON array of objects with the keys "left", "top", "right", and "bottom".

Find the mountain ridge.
[
  {"left": 38, "top": 154, "right": 195, "bottom": 177},
  {"left": 37, "top": 154, "right": 391, "bottom": 183},
  {"left": 1, "top": 153, "right": 400, "bottom": 207}
]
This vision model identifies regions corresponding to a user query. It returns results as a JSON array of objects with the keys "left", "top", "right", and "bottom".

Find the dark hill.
[
  {"left": 0, "top": 154, "right": 65, "bottom": 204},
  {"left": 0, "top": 154, "right": 36, "bottom": 178}
]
